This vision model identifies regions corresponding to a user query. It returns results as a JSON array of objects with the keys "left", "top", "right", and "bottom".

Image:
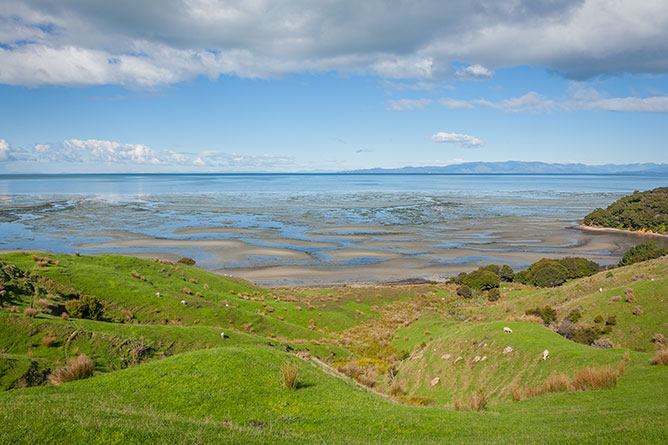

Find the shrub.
[
  {"left": 624, "top": 288, "right": 636, "bottom": 302},
  {"left": 177, "top": 257, "right": 196, "bottom": 266},
  {"left": 452, "top": 390, "right": 488, "bottom": 412},
  {"left": 23, "top": 307, "right": 39, "bottom": 318},
  {"left": 593, "top": 315, "right": 604, "bottom": 324},
  {"left": 487, "top": 288, "right": 500, "bottom": 302},
  {"left": 65, "top": 295, "right": 103, "bottom": 320},
  {"left": 568, "top": 309, "right": 582, "bottom": 323},
  {"left": 462, "top": 269, "right": 499, "bottom": 291},
  {"left": 571, "top": 367, "right": 617, "bottom": 391},
  {"left": 280, "top": 362, "right": 298, "bottom": 390},
  {"left": 526, "top": 305, "right": 557, "bottom": 325},
  {"left": 528, "top": 259, "right": 569, "bottom": 287},
  {"left": 512, "top": 270, "right": 531, "bottom": 285},
  {"left": 558, "top": 257, "right": 600, "bottom": 278},
  {"left": 569, "top": 326, "right": 603, "bottom": 345},
  {"left": 456, "top": 286, "right": 472, "bottom": 299},
  {"left": 499, "top": 265, "right": 515, "bottom": 282},
  {"left": 606, "top": 315, "right": 617, "bottom": 326},
  {"left": 49, "top": 354, "right": 95, "bottom": 385},
  {"left": 60, "top": 312, "right": 70, "bottom": 320},
  {"left": 542, "top": 373, "right": 571, "bottom": 393},
  {"left": 35, "top": 298, "right": 50, "bottom": 310},
  {"left": 619, "top": 241, "right": 667, "bottom": 267}
]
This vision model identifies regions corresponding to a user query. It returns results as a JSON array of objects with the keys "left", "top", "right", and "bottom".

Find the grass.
[
  {"left": 652, "top": 347, "right": 668, "bottom": 366},
  {"left": 49, "top": 354, "right": 95, "bottom": 385},
  {"left": 1, "top": 252, "right": 668, "bottom": 443}
]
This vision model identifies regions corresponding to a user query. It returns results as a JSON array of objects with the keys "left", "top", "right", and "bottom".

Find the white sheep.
[
  {"left": 542, "top": 349, "right": 549, "bottom": 360},
  {"left": 220, "top": 332, "right": 225, "bottom": 339},
  {"left": 155, "top": 292, "right": 161, "bottom": 297},
  {"left": 181, "top": 300, "right": 187, "bottom": 305},
  {"left": 503, "top": 326, "right": 513, "bottom": 334}
]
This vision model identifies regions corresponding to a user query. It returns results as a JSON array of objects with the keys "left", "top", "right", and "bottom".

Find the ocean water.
[{"left": 1, "top": 174, "right": 666, "bottom": 285}]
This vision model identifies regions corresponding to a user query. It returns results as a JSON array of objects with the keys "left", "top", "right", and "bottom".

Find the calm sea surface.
[{"left": 1, "top": 174, "right": 666, "bottom": 285}]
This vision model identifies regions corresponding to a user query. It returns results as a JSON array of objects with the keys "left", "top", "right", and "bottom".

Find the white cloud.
[
  {"left": 430, "top": 132, "right": 483, "bottom": 147},
  {"left": 385, "top": 98, "right": 432, "bottom": 111},
  {"left": 2, "top": 1, "right": 668, "bottom": 87},
  {"left": 440, "top": 98, "right": 475, "bottom": 109},
  {"left": 565, "top": 86, "right": 668, "bottom": 112},
  {"left": 456, "top": 64, "right": 493, "bottom": 80},
  {"left": 474, "top": 91, "right": 555, "bottom": 112},
  {"left": 1, "top": 138, "right": 296, "bottom": 170},
  {"left": 0, "top": 139, "right": 10, "bottom": 161}
]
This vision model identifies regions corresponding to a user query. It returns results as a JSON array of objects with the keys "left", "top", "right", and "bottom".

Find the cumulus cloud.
[
  {"left": 430, "top": 132, "right": 483, "bottom": 147},
  {"left": 2, "top": 138, "right": 295, "bottom": 170},
  {"left": 455, "top": 64, "right": 493, "bottom": 80},
  {"left": 0, "top": 139, "right": 11, "bottom": 161},
  {"left": 385, "top": 98, "right": 432, "bottom": 111},
  {"left": 1, "top": 1, "right": 668, "bottom": 88}
]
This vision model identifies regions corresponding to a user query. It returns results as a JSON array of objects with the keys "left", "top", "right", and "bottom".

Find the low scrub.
[
  {"left": 65, "top": 295, "right": 103, "bottom": 320},
  {"left": 23, "top": 307, "right": 39, "bottom": 318},
  {"left": 452, "top": 389, "right": 488, "bottom": 412},
  {"left": 49, "top": 354, "right": 95, "bottom": 385},
  {"left": 572, "top": 367, "right": 618, "bottom": 391},
  {"left": 512, "top": 365, "right": 620, "bottom": 401}
]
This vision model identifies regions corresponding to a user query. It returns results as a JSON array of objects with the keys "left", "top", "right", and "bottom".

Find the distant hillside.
[
  {"left": 583, "top": 187, "right": 668, "bottom": 233},
  {"left": 350, "top": 161, "right": 668, "bottom": 174}
]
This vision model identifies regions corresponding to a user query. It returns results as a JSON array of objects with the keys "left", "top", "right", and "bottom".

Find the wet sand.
[{"left": 72, "top": 216, "right": 668, "bottom": 287}]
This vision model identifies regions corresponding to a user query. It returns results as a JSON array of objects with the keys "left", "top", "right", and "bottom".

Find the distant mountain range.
[{"left": 349, "top": 161, "right": 668, "bottom": 175}]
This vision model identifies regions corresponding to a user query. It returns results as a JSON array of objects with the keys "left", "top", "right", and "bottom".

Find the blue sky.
[{"left": 1, "top": 1, "right": 667, "bottom": 172}]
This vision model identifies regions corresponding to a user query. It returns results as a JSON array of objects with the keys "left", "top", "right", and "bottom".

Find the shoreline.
[{"left": 573, "top": 224, "right": 668, "bottom": 239}]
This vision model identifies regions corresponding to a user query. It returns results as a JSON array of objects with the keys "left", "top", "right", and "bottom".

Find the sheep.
[
  {"left": 220, "top": 332, "right": 225, "bottom": 339},
  {"left": 503, "top": 326, "right": 513, "bottom": 334},
  {"left": 542, "top": 349, "right": 549, "bottom": 360},
  {"left": 155, "top": 292, "right": 161, "bottom": 298},
  {"left": 181, "top": 300, "right": 187, "bottom": 305}
]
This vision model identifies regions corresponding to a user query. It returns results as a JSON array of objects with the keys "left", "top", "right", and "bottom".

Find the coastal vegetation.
[
  {"left": 0, "top": 250, "right": 667, "bottom": 443},
  {"left": 583, "top": 187, "right": 668, "bottom": 233}
]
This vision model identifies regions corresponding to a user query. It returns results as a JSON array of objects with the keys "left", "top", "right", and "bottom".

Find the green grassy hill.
[{"left": 1, "top": 251, "right": 668, "bottom": 443}]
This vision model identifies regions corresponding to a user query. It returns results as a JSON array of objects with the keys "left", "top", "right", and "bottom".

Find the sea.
[{"left": 1, "top": 173, "right": 666, "bottom": 286}]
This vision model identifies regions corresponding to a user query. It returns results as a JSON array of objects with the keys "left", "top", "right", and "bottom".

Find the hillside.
[
  {"left": 583, "top": 187, "right": 668, "bottom": 233},
  {"left": 1, "top": 252, "right": 668, "bottom": 443}
]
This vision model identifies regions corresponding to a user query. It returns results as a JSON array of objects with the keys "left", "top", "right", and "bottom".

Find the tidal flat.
[{"left": 1, "top": 173, "right": 667, "bottom": 286}]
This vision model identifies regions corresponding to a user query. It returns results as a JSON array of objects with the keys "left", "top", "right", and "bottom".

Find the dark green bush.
[
  {"left": 65, "top": 295, "right": 103, "bottom": 320},
  {"left": 499, "top": 265, "right": 514, "bottom": 282},
  {"left": 526, "top": 305, "right": 557, "bottom": 325},
  {"left": 177, "top": 257, "right": 196, "bottom": 266},
  {"left": 558, "top": 257, "right": 600, "bottom": 278},
  {"left": 512, "top": 270, "right": 530, "bottom": 285},
  {"left": 605, "top": 315, "right": 617, "bottom": 326},
  {"left": 456, "top": 286, "right": 472, "bottom": 299},
  {"left": 568, "top": 326, "right": 603, "bottom": 345},
  {"left": 487, "top": 288, "right": 500, "bottom": 302},
  {"left": 593, "top": 315, "right": 604, "bottom": 324},
  {"left": 568, "top": 309, "right": 582, "bottom": 323},
  {"left": 528, "top": 259, "right": 569, "bottom": 287},
  {"left": 619, "top": 241, "right": 668, "bottom": 267},
  {"left": 462, "top": 269, "right": 499, "bottom": 291}
]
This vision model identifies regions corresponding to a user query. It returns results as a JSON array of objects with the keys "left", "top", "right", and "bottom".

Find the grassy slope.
[
  {"left": 463, "top": 257, "right": 668, "bottom": 351},
  {"left": 2, "top": 252, "right": 668, "bottom": 443},
  {"left": 1, "top": 344, "right": 666, "bottom": 444},
  {"left": 397, "top": 320, "right": 626, "bottom": 404}
]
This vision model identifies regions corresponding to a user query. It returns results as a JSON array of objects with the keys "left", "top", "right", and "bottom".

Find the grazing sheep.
[
  {"left": 599, "top": 288, "right": 603, "bottom": 293},
  {"left": 181, "top": 300, "right": 187, "bottom": 305},
  {"left": 542, "top": 349, "right": 549, "bottom": 360},
  {"left": 220, "top": 332, "right": 225, "bottom": 339},
  {"left": 155, "top": 292, "right": 160, "bottom": 297},
  {"left": 503, "top": 327, "right": 513, "bottom": 334}
]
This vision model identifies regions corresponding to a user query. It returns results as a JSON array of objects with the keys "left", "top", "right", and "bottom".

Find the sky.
[{"left": 1, "top": 0, "right": 668, "bottom": 173}]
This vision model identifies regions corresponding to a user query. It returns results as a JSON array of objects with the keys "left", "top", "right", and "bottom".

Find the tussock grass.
[
  {"left": 49, "top": 354, "right": 95, "bottom": 385},
  {"left": 572, "top": 367, "right": 618, "bottom": 391},
  {"left": 23, "top": 307, "right": 38, "bottom": 318},
  {"left": 41, "top": 335, "right": 57, "bottom": 347},
  {"left": 651, "top": 347, "right": 668, "bottom": 366},
  {"left": 280, "top": 362, "right": 298, "bottom": 390},
  {"left": 452, "top": 390, "right": 488, "bottom": 412}
]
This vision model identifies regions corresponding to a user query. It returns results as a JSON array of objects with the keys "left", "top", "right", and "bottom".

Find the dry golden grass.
[
  {"left": 23, "top": 307, "right": 38, "bottom": 318},
  {"left": 60, "top": 312, "right": 70, "bottom": 320},
  {"left": 41, "top": 335, "right": 57, "bottom": 348},
  {"left": 389, "top": 380, "right": 405, "bottom": 397},
  {"left": 35, "top": 298, "right": 50, "bottom": 309},
  {"left": 542, "top": 373, "right": 571, "bottom": 393},
  {"left": 572, "top": 367, "right": 618, "bottom": 391},
  {"left": 280, "top": 362, "right": 298, "bottom": 390},
  {"left": 452, "top": 390, "right": 488, "bottom": 411},
  {"left": 49, "top": 354, "right": 95, "bottom": 385},
  {"left": 651, "top": 347, "right": 668, "bottom": 366}
]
